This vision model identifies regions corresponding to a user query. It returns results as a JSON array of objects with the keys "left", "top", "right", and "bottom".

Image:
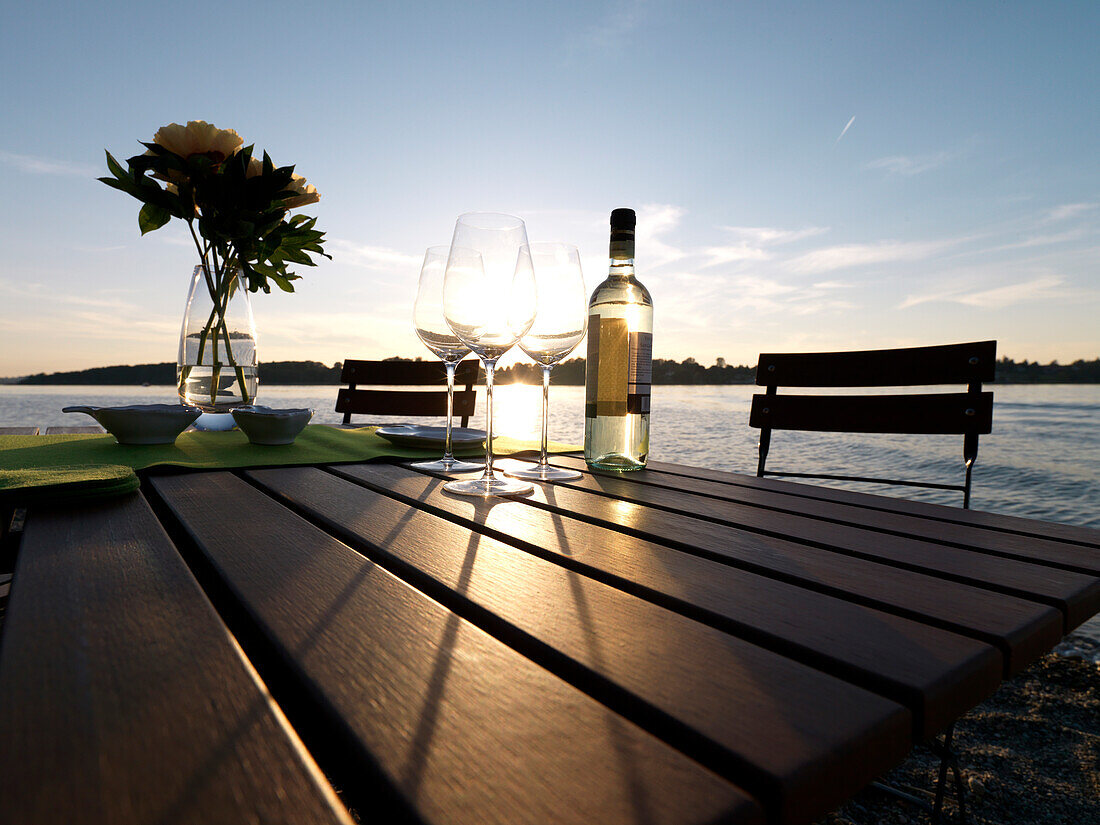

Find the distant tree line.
[
  {"left": 14, "top": 355, "right": 1100, "bottom": 385},
  {"left": 992, "top": 356, "right": 1100, "bottom": 383},
  {"left": 16, "top": 361, "right": 342, "bottom": 385},
  {"left": 492, "top": 357, "right": 756, "bottom": 385}
]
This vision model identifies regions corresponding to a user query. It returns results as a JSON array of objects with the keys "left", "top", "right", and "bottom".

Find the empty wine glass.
[
  {"left": 506, "top": 243, "right": 587, "bottom": 481},
  {"left": 411, "top": 245, "right": 484, "bottom": 473},
  {"left": 442, "top": 213, "right": 537, "bottom": 496}
]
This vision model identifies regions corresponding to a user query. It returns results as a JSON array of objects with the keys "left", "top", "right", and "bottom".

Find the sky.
[{"left": 1, "top": 0, "right": 1098, "bottom": 377}]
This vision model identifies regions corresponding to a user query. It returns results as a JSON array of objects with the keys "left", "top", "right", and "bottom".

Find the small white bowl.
[
  {"left": 62, "top": 404, "right": 202, "bottom": 445},
  {"left": 231, "top": 406, "right": 313, "bottom": 445}
]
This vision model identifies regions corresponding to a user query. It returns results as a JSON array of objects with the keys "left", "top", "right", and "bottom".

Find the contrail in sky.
[{"left": 835, "top": 116, "right": 856, "bottom": 144}]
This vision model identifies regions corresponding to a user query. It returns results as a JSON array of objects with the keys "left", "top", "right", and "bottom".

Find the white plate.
[{"left": 375, "top": 425, "right": 486, "bottom": 449}]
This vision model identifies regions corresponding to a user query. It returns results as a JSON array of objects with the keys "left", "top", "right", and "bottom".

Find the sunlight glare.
[{"left": 491, "top": 383, "right": 543, "bottom": 441}]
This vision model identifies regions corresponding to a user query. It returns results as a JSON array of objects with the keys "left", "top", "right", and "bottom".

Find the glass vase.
[{"left": 177, "top": 263, "right": 258, "bottom": 429}]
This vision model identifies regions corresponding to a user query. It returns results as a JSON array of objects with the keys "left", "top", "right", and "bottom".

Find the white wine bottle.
[{"left": 584, "top": 208, "right": 652, "bottom": 470}]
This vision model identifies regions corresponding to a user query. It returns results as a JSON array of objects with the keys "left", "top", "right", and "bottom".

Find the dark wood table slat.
[
  {"left": 151, "top": 472, "right": 763, "bottom": 825},
  {"left": 557, "top": 457, "right": 1100, "bottom": 576},
  {"left": 542, "top": 458, "right": 1100, "bottom": 630},
  {"left": 334, "top": 462, "right": 1001, "bottom": 739},
  {"left": 243, "top": 466, "right": 911, "bottom": 825},
  {"left": 43, "top": 425, "right": 105, "bottom": 434},
  {"left": 641, "top": 459, "right": 1100, "bottom": 550},
  {"left": 0, "top": 493, "right": 352, "bottom": 825},
  {"left": 459, "top": 464, "right": 1063, "bottom": 675}
]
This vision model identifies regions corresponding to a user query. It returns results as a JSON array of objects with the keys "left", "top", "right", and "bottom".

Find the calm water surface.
[{"left": 3, "top": 382, "right": 1097, "bottom": 528}]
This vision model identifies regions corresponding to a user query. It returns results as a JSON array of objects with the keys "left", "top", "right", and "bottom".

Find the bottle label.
[
  {"left": 586, "top": 316, "right": 651, "bottom": 417},
  {"left": 629, "top": 330, "right": 652, "bottom": 414}
]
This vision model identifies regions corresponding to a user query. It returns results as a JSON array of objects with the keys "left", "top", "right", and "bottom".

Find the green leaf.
[
  {"left": 138, "top": 203, "right": 171, "bottom": 235},
  {"left": 270, "top": 272, "right": 296, "bottom": 293},
  {"left": 98, "top": 177, "right": 131, "bottom": 193},
  {"left": 105, "top": 151, "right": 130, "bottom": 181}
]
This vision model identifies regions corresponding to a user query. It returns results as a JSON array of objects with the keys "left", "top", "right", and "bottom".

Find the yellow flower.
[
  {"left": 152, "top": 120, "right": 243, "bottom": 163},
  {"left": 282, "top": 173, "right": 320, "bottom": 209},
  {"left": 245, "top": 155, "right": 264, "bottom": 178}
]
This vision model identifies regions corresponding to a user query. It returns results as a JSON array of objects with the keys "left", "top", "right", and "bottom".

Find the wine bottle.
[{"left": 584, "top": 208, "right": 652, "bottom": 470}]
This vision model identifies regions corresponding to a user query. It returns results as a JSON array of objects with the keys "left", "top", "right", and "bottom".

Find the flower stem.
[{"left": 184, "top": 223, "right": 250, "bottom": 408}]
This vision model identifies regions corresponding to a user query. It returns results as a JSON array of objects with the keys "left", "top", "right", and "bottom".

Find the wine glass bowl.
[
  {"left": 506, "top": 243, "right": 588, "bottom": 482},
  {"left": 443, "top": 244, "right": 536, "bottom": 359},
  {"left": 442, "top": 213, "right": 538, "bottom": 496},
  {"left": 410, "top": 245, "right": 483, "bottom": 474},
  {"left": 518, "top": 243, "right": 587, "bottom": 363}
]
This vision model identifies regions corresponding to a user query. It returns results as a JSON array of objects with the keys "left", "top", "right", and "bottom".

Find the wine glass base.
[
  {"left": 503, "top": 462, "right": 582, "bottom": 481},
  {"left": 409, "top": 458, "right": 484, "bottom": 473},
  {"left": 444, "top": 474, "right": 534, "bottom": 497}
]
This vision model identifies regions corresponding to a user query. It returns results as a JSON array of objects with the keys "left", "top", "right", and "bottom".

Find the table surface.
[{"left": 1, "top": 452, "right": 1098, "bottom": 825}]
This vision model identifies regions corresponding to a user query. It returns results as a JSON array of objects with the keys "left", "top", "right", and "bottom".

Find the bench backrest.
[
  {"left": 335, "top": 359, "right": 480, "bottom": 426},
  {"left": 749, "top": 341, "right": 996, "bottom": 507}
]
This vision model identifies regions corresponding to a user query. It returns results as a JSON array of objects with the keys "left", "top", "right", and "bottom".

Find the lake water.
[
  {"left": 3, "top": 382, "right": 1099, "bottom": 643},
  {"left": 3, "top": 382, "right": 1097, "bottom": 528}
]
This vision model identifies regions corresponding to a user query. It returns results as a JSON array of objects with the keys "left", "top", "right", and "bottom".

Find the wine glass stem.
[
  {"left": 539, "top": 365, "right": 552, "bottom": 468},
  {"left": 443, "top": 361, "right": 456, "bottom": 462},
  {"left": 483, "top": 358, "right": 498, "bottom": 481}
]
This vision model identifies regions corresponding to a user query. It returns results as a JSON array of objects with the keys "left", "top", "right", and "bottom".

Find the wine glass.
[
  {"left": 442, "top": 213, "right": 537, "bottom": 496},
  {"left": 410, "top": 246, "right": 484, "bottom": 473},
  {"left": 506, "top": 243, "right": 587, "bottom": 481}
]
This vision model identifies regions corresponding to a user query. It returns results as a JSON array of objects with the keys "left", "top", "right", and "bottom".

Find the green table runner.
[{"left": 0, "top": 425, "right": 580, "bottom": 503}]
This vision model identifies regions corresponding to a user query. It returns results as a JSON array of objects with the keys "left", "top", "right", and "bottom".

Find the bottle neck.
[
  {"left": 609, "top": 234, "right": 635, "bottom": 278},
  {"left": 609, "top": 255, "right": 635, "bottom": 279}
]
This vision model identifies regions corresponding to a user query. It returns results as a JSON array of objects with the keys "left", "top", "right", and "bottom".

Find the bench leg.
[{"left": 870, "top": 722, "right": 968, "bottom": 824}]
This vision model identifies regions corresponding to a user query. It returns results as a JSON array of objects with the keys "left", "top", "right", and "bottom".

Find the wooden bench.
[{"left": 335, "top": 359, "right": 480, "bottom": 427}]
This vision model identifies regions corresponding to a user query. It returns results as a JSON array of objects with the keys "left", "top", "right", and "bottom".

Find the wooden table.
[{"left": 1, "top": 454, "right": 1097, "bottom": 825}]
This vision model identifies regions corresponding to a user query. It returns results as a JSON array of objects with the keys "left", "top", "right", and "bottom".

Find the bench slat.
[
  {"left": 442, "top": 465, "right": 1060, "bottom": 675},
  {"left": 544, "top": 458, "right": 1100, "bottom": 630},
  {"left": 240, "top": 466, "right": 912, "bottom": 825},
  {"left": 573, "top": 458, "right": 1100, "bottom": 575},
  {"left": 151, "top": 471, "right": 764, "bottom": 825},
  {"left": 332, "top": 461, "right": 1001, "bottom": 740},
  {"left": 0, "top": 493, "right": 351, "bottom": 825},
  {"left": 640, "top": 460, "right": 1100, "bottom": 550}
]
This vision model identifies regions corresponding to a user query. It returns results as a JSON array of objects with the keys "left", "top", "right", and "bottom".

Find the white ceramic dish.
[
  {"left": 231, "top": 406, "right": 313, "bottom": 445},
  {"left": 375, "top": 425, "right": 486, "bottom": 449},
  {"left": 61, "top": 404, "right": 202, "bottom": 445}
]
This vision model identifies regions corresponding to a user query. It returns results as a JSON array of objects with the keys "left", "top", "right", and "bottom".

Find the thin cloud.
[
  {"left": 637, "top": 203, "right": 687, "bottom": 269},
  {"left": 0, "top": 149, "right": 98, "bottom": 177},
  {"left": 985, "top": 229, "right": 1089, "bottom": 253},
  {"left": 0, "top": 278, "right": 142, "bottom": 311},
  {"left": 865, "top": 151, "right": 953, "bottom": 177},
  {"left": 1041, "top": 203, "right": 1097, "bottom": 224},
  {"left": 702, "top": 244, "right": 773, "bottom": 266},
  {"left": 787, "top": 239, "right": 955, "bottom": 274},
  {"left": 719, "top": 226, "right": 828, "bottom": 245},
  {"left": 900, "top": 275, "right": 1065, "bottom": 310},
  {"left": 327, "top": 239, "right": 421, "bottom": 271},
  {"left": 835, "top": 116, "right": 855, "bottom": 144},
  {"left": 703, "top": 225, "right": 828, "bottom": 268}
]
